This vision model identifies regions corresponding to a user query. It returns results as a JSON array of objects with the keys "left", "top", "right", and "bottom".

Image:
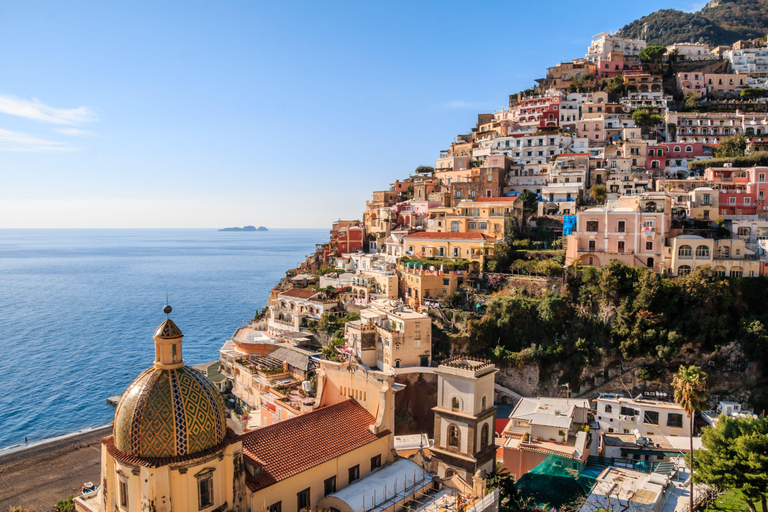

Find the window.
[
  {"left": 588, "top": 240, "right": 596, "bottom": 251},
  {"left": 678, "top": 265, "right": 692, "bottom": 276},
  {"left": 646, "top": 241, "right": 654, "bottom": 252},
  {"left": 348, "top": 465, "right": 360, "bottom": 483},
  {"left": 267, "top": 502, "right": 282, "bottom": 512},
  {"left": 482, "top": 396, "right": 487, "bottom": 409},
  {"left": 643, "top": 411, "right": 659, "bottom": 425},
  {"left": 324, "top": 476, "right": 336, "bottom": 497},
  {"left": 605, "top": 404, "right": 612, "bottom": 413},
  {"left": 119, "top": 479, "right": 129, "bottom": 509},
  {"left": 450, "top": 221, "right": 459, "bottom": 232},
  {"left": 667, "top": 413, "right": 683, "bottom": 428},
  {"left": 729, "top": 197, "right": 736, "bottom": 205},
  {"left": 451, "top": 397, "right": 460, "bottom": 410},
  {"left": 438, "top": 247, "right": 445, "bottom": 257},
  {"left": 448, "top": 425, "right": 459, "bottom": 447},
  {"left": 297, "top": 488, "right": 311, "bottom": 511},
  {"left": 198, "top": 474, "right": 214, "bottom": 509},
  {"left": 730, "top": 267, "right": 744, "bottom": 277},
  {"left": 371, "top": 454, "right": 382, "bottom": 471},
  {"left": 760, "top": 173, "right": 766, "bottom": 182},
  {"left": 686, "top": 146, "right": 693, "bottom": 152},
  {"left": 452, "top": 247, "right": 459, "bottom": 257},
  {"left": 480, "top": 424, "right": 490, "bottom": 449},
  {"left": 695, "top": 245, "right": 710, "bottom": 258},
  {"left": 618, "top": 241, "right": 625, "bottom": 253},
  {"left": 587, "top": 220, "right": 598, "bottom": 232},
  {"left": 738, "top": 227, "right": 750, "bottom": 237},
  {"left": 678, "top": 245, "right": 693, "bottom": 258}
]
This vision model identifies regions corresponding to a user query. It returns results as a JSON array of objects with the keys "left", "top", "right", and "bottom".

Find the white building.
[
  {"left": 586, "top": 33, "right": 647, "bottom": 62},
  {"left": 725, "top": 47, "right": 768, "bottom": 77},
  {"left": 667, "top": 42, "right": 712, "bottom": 61},
  {"left": 594, "top": 394, "right": 690, "bottom": 437}
]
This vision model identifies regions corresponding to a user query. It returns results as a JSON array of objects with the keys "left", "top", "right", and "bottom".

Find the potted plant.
[
  {"left": 523, "top": 433, "right": 530, "bottom": 442},
  {"left": 562, "top": 434, "right": 567, "bottom": 444}
]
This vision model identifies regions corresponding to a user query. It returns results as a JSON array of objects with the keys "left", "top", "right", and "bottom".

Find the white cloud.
[
  {"left": 0, "top": 94, "right": 98, "bottom": 125},
  {"left": 0, "top": 128, "right": 75, "bottom": 152},
  {"left": 55, "top": 127, "right": 97, "bottom": 136}
]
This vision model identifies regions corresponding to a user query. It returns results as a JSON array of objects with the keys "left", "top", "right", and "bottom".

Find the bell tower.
[{"left": 431, "top": 357, "right": 498, "bottom": 488}]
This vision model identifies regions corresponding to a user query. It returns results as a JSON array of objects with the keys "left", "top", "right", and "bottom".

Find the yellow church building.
[{"left": 76, "top": 307, "right": 499, "bottom": 512}]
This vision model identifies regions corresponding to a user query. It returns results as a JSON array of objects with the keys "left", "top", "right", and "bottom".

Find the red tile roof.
[
  {"left": 241, "top": 399, "right": 387, "bottom": 491},
  {"left": 279, "top": 288, "right": 322, "bottom": 299},
  {"left": 403, "top": 231, "right": 485, "bottom": 240}
]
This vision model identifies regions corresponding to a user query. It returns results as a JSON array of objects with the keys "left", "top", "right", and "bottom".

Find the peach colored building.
[
  {"left": 565, "top": 193, "right": 672, "bottom": 272},
  {"left": 499, "top": 397, "right": 592, "bottom": 481},
  {"left": 705, "top": 73, "right": 747, "bottom": 95}
]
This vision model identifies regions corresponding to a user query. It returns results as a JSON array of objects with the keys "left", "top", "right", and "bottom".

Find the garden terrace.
[{"left": 236, "top": 355, "right": 288, "bottom": 377}]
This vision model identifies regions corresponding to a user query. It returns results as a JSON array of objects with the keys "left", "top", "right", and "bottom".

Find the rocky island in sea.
[{"left": 218, "top": 225, "right": 268, "bottom": 232}]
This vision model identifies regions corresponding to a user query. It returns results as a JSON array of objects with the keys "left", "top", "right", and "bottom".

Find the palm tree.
[{"left": 672, "top": 364, "right": 707, "bottom": 512}]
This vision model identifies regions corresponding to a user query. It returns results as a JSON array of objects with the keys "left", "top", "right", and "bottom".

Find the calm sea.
[{"left": 0, "top": 228, "right": 325, "bottom": 451}]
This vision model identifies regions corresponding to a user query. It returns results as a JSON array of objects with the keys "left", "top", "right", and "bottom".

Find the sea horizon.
[{"left": 0, "top": 228, "right": 326, "bottom": 450}]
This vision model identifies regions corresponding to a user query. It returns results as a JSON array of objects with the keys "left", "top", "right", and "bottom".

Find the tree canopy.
[
  {"left": 694, "top": 416, "right": 768, "bottom": 512},
  {"left": 715, "top": 134, "right": 748, "bottom": 158},
  {"left": 632, "top": 108, "right": 663, "bottom": 127},
  {"left": 639, "top": 45, "right": 667, "bottom": 62}
]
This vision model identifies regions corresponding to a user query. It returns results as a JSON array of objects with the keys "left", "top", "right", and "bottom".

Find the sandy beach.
[{"left": 0, "top": 426, "right": 109, "bottom": 511}]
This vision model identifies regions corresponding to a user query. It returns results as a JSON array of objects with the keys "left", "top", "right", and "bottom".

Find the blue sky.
[{"left": 0, "top": 0, "right": 706, "bottom": 228}]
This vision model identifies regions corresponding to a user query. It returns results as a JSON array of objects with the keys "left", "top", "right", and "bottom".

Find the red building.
[
  {"left": 704, "top": 166, "right": 768, "bottom": 216},
  {"left": 516, "top": 94, "right": 561, "bottom": 128}
]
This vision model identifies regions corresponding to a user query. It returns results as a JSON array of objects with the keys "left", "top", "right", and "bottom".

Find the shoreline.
[
  {"left": 0, "top": 423, "right": 112, "bottom": 458},
  {"left": 0, "top": 425, "right": 110, "bottom": 511}
]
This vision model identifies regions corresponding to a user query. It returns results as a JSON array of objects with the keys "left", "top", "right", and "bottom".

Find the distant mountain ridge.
[{"left": 616, "top": 0, "right": 768, "bottom": 47}]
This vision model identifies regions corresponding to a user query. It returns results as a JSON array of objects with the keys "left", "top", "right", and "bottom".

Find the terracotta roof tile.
[
  {"left": 241, "top": 399, "right": 387, "bottom": 491},
  {"left": 279, "top": 288, "right": 322, "bottom": 299},
  {"left": 403, "top": 232, "right": 485, "bottom": 240}
]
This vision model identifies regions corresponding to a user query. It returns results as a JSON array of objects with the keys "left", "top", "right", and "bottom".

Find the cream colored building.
[
  {"left": 344, "top": 299, "right": 432, "bottom": 371},
  {"left": 664, "top": 235, "right": 761, "bottom": 277},
  {"left": 687, "top": 187, "right": 718, "bottom": 221},
  {"left": 427, "top": 197, "right": 523, "bottom": 240}
]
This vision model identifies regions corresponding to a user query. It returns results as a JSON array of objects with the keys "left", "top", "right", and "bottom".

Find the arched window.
[
  {"left": 730, "top": 267, "right": 744, "bottom": 278},
  {"left": 480, "top": 424, "right": 489, "bottom": 449},
  {"left": 395, "top": 359, "right": 401, "bottom": 368},
  {"left": 678, "top": 265, "right": 692, "bottom": 276},
  {"left": 448, "top": 425, "right": 459, "bottom": 447},
  {"left": 451, "top": 397, "right": 460, "bottom": 411},
  {"left": 605, "top": 404, "right": 612, "bottom": 413},
  {"left": 713, "top": 266, "right": 726, "bottom": 277},
  {"left": 678, "top": 245, "right": 693, "bottom": 258},
  {"left": 395, "top": 343, "right": 401, "bottom": 350},
  {"left": 673, "top": 146, "right": 681, "bottom": 152},
  {"left": 482, "top": 396, "right": 487, "bottom": 410},
  {"left": 695, "top": 245, "right": 710, "bottom": 258},
  {"left": 651, "top": 160, "right": 660, "bottom": 169},
  {"left": 686, "top": 146, "right": 693, "bottom": 152}
]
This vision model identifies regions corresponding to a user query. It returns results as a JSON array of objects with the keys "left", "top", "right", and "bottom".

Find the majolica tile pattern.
[{"left": 114, "top": 366, "right": 226, "bottom": 458}]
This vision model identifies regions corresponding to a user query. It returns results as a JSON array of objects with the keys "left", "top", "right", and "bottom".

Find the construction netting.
[{"left": 514, "top": 454, "right": 595, "bottom": 510}]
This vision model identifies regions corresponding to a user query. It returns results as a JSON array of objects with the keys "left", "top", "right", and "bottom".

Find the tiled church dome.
[{"left": 113, "top": 318, "right": 227, "bottom": 458}]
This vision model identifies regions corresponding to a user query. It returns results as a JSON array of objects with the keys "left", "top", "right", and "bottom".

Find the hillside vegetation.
[
  {"left": 464, "top": 262, "right": 768, "bottom": 409},
  {"left": 616, "top": 0, "right": 768, "bottom": 46}
]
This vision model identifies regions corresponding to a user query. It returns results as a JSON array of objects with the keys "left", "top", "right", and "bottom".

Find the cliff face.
[{"left": 616, "top": 0, "right": 768, "bottom": 47}]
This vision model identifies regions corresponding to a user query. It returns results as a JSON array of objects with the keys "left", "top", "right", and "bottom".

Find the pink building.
[
  {"left": 677, "top": 71, "right": 706, "bottom": 98},
  {"left": 565, "top": 193, "right": 672, "bottom": 272}
]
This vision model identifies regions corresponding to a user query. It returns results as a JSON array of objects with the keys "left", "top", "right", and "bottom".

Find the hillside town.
[{"left": 67, "top": 32, "right": 768, "bottom": 512}]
